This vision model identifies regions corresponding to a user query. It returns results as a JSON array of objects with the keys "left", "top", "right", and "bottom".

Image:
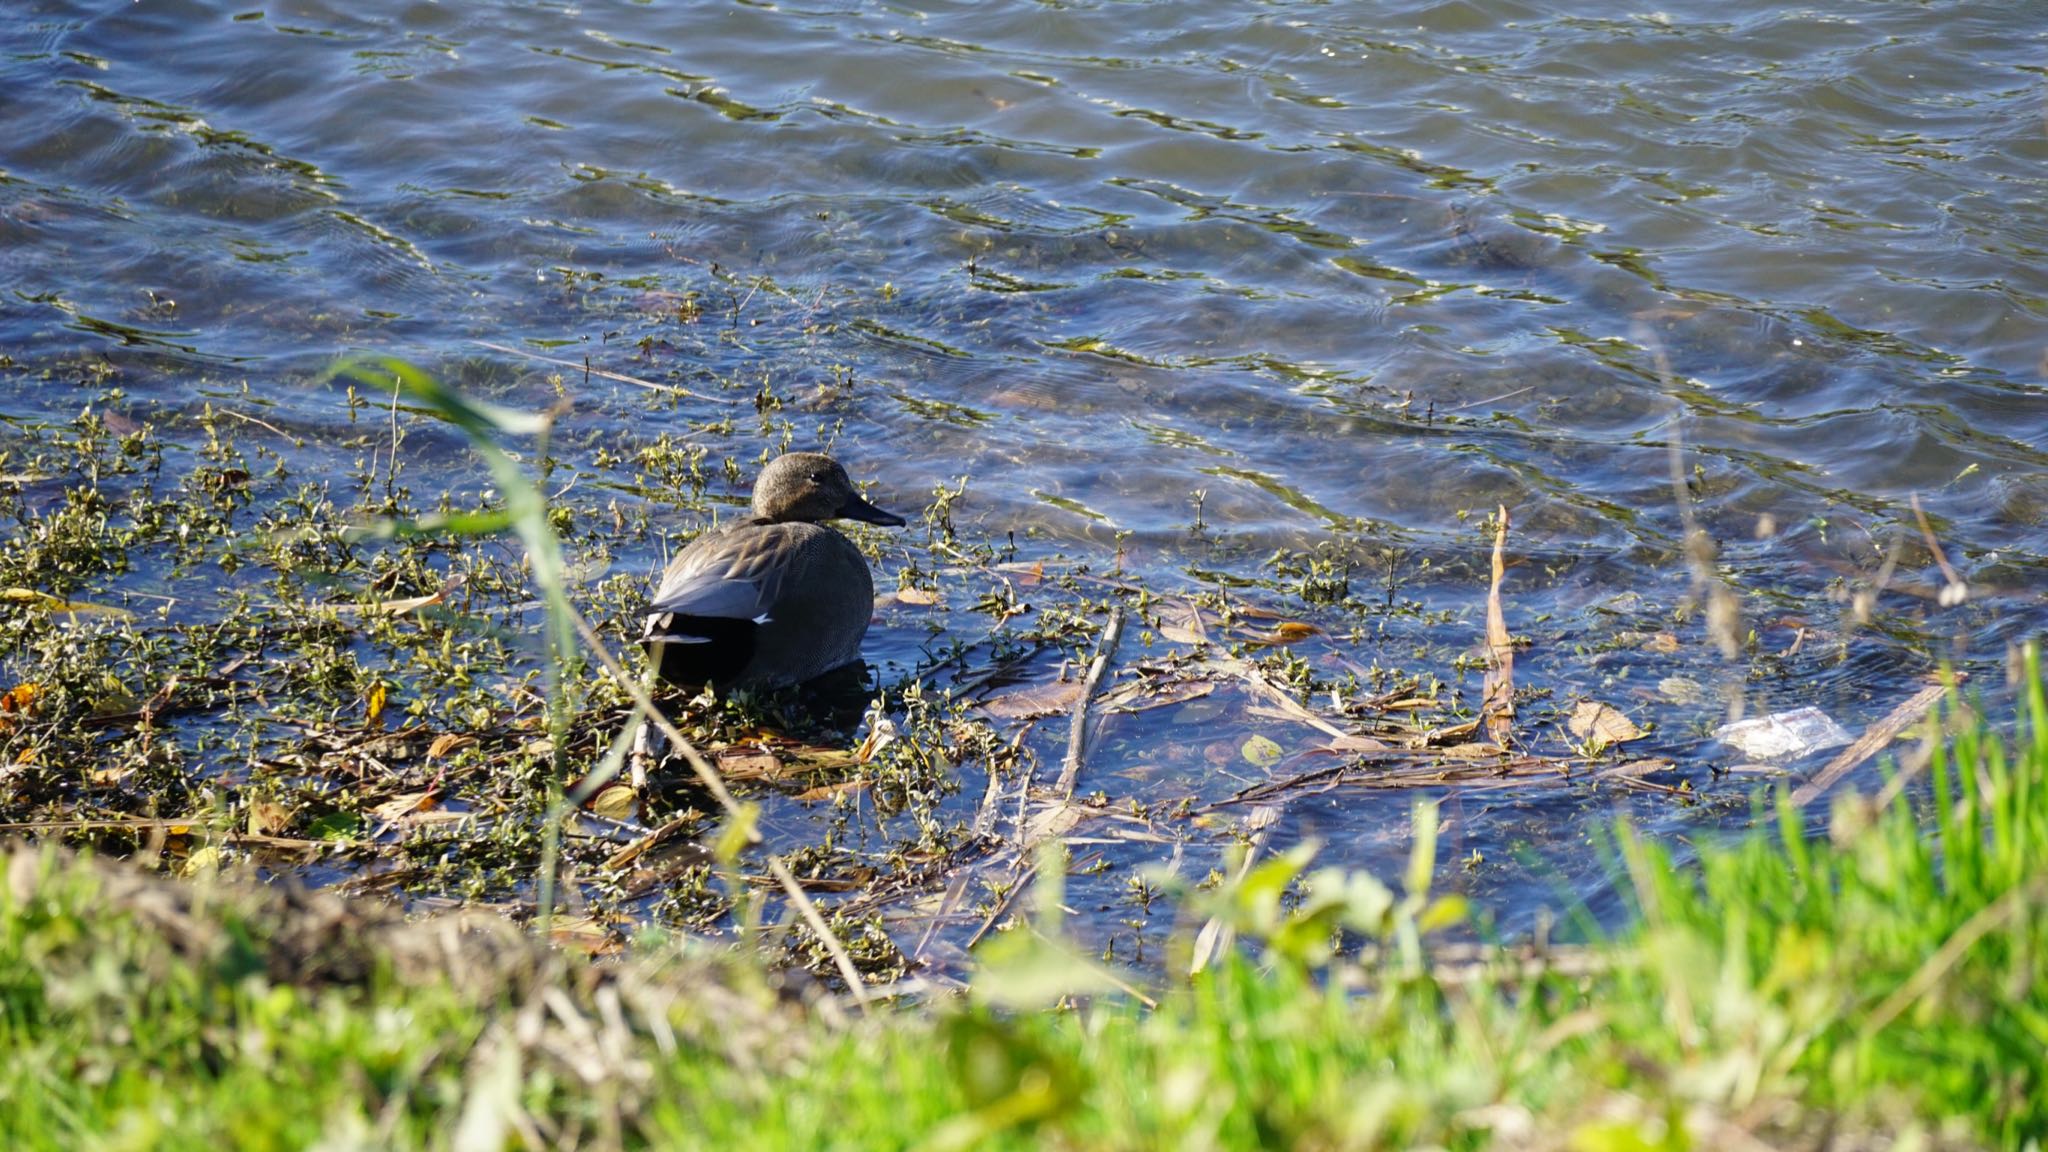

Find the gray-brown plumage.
[{"left": 641, "top": 452, "right": 905, "bottom": 689}]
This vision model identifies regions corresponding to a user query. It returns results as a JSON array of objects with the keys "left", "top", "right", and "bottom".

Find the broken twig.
[
  {"left": 1790, "top": 675, "right": 1957, "bottom": 810},
  {"left": 1053, "top": 606, "right": 1127, "bottom": 799}
]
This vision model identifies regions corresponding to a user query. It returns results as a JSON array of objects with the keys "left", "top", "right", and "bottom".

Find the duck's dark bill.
[{"left": 838, "top": 493, "right": 906, "bottom": 527}]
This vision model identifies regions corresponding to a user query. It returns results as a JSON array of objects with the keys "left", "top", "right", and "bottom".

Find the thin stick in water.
[
  {"left": 1054, "top": 605, "right": 1127, "bottom": 799},
  {"left": 1789, "top": 675, "right": 1957, "bottom": 810},
  {"left": 472, "top": 340, "right": 734, "bottom": 403}
]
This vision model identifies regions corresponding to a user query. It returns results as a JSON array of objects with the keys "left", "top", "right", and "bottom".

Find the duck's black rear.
[{"left": 642, "top": 613, "right": 756, "bottom": 686}]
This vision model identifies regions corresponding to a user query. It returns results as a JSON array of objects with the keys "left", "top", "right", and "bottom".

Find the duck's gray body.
[{"left": 641, "top": 453, "right": 903, "bottom": 690}]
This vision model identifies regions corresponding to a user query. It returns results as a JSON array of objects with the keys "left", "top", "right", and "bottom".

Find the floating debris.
[{"left": 1713, "top": 707, "right": 1852, "bottom": 761}]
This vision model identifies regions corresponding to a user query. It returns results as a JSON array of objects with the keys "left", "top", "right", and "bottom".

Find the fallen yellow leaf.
[
  {"left": 0, "top": 682, "right": 41, "bottom": 729},
  {"left": 179, "top": 845, "right": 223, "bottom": 878},
  {"left": 588, "top": 784, "right": 639, "bottom": 821}
]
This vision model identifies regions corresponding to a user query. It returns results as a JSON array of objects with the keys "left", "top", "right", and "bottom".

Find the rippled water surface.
[{"left": 4, "top": 0, "right": 2046, "bottom": 947}]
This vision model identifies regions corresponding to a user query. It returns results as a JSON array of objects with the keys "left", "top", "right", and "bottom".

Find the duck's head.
[{"left": 752, "top": 452, "right": 906, "bottom": 527}]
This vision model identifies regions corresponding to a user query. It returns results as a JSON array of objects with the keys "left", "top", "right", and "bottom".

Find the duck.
[{"left": 641, "top": 452, "right": 905, "bottom": 689}]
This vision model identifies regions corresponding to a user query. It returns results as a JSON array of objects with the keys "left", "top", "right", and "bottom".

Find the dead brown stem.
[{"left": 1481, "top": 505, "right": 1515, "bottom": 746}]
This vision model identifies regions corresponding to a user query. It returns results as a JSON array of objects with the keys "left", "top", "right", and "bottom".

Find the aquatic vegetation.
[{"left": 0, "top": 352, "right": 1995, "bottom": 1001}]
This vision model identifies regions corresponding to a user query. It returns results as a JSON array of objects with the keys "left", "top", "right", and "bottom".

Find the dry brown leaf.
[
  {"left": 1568, "top": 701, "right": 1644, "bottom": 746},
  {"left": 1244, "top": 621, "right": 1319, "bottom": 646},
  {"left": 1597, "top": 758, "right": 1673, "bottom": 779},
  {"left": 369, "top": 791, "right": 468, "bottom": 827},
  {"left": 715, "top": 749, "right": 784, "bottom": 780},
  {"left": 1413, "top": 717, "right": 1483, "bottom": 748},
  {"left": 1640, "top": 632, "right": 1680, "bottom": 654},
  {"left": 1024, "top": 801, "right": 1088, "bottom": 842},
  {"left": 1102, "top": 678, "right": 1215, "bottom": 714},
  {"left": 549, "top": 915, "right": 624, "bottom": 956},
  {"left": 981, "top": 679, "right": 1084, "bottom": 720},
  {"left": 795, "top": 778, "right": 871, "bottom": 803},
  {"left": 247, "top": 800, "right": 296, "bottom": 837},
  {"left": 426, "top": 732, "right": 476, "bottom": 760},
  {"left": 891, "top": 586, "right": 940, "bottom": 606},
  {"left": 1324, "top": 734, "right": 1389, "bottom": 754},
  {"left": 1157, "top": 606, "right": 1209, "bottom": 646},
  {"left": 1439, "top": 742, "right": 1508, "bottom": 760}
]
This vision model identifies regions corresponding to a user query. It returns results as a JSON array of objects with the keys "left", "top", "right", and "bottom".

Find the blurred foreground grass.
[{"left": 3, "top": 654, "right": 2042, "bottom": 1150}]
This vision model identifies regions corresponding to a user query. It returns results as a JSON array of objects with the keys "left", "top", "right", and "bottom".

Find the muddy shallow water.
[{"left": 3, "top": 0, "right": 2045, "bottom": 960}]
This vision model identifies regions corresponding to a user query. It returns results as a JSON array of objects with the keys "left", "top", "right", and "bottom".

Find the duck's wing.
[{"left": 646, "top": 526, "right": 800, "bottom": 625}]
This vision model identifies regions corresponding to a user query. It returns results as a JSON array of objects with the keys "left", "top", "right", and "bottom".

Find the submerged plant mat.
[{"left": 0, "top": 379, "right": 1978, "bottom": 986}]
